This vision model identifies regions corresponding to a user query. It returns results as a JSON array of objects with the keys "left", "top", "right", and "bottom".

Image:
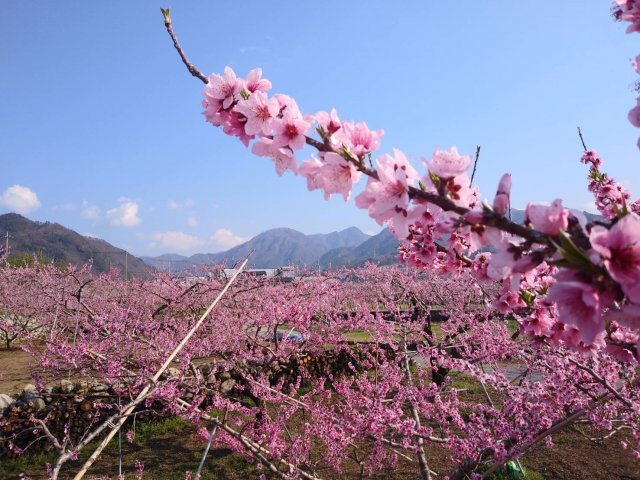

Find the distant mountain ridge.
[
  {"left": 141, "top": 226, "right": 373, "bottom": 271},
  {"left": 319, "top": 229, "right": 399, "bottom": 268},
  {"left": 0, "top": 213, "right": 149, "bottom": 277}
]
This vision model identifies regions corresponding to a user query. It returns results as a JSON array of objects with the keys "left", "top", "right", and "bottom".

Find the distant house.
[{"left": 222, "top": 267, "right": 296, "bottom": 282}]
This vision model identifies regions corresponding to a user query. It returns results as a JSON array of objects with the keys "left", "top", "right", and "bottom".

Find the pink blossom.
[
  {"left": 633, "top": 54, "right": 640, "bottom": 75},
  {"left": 493, "top": 173, "right": 511, "bottom": 217},
  {"left": 314, "top": 109, "right": 342, "bottom": 138},
  {"left": 580, "top": 150, "right": 602, "bottom": 169},
  {"left": 355, "top": 149, "right": 419, "bottom": 238},
  {"left": 487, "top": 236, "right": 541, "bottom": 285},
  {"left": 245, "top": 68, "right": 272, "bottom": 93},
  {"left": 205, "top": 66, "right": 243, "bottom": 110},
  {"left": 202, "top": 96, "right": 225, "bottom": 126},
  {"left": 235, "top": 91, "right": 280, "bottom": 136},
  {"left": 298, "top": 157, "right": 325, "bottom": 191},
  {"left": 299, "top": 152, "right": 361, "bottom": 201},
  {"left": 338, "top": 121, "right": 383, "bottom": 158},
  {"left": 317, "top": 152, "right": 362, "bottom": 201},
  {"left": 272, "top": 97, "right": 311, "bottom": 151},
  {"left": 629, "top": 98, "right": 640, "bottom": 127},
  {"left": 493, "top": 289, "right": 525, "bottom": 314},
  {"left": 470, "top": 252, "right": 492, "bottom": 281},
  {"left": 613, "top": 0, "right": 640, "bottom": 33},
  {"left": 525, "top": 199, "right": 569, "bottom": 235},
  {"left": 440, "top": 173, "right": 474, "bottom": 208},
  {"left": 425, "top": 146, "right": 471, "bottom": 179},
  {"left": 135, "top": 460, "right": 145, "bottom": 480},
  {"left": 221, "top": 111, "right": 253, "bottom": 147},
  {"left": 252, "top": 137, "right": 297, "bottom": 175},
  {"left": 590, "top": 212, "right": 640, "bottom": 302},
  {"left": 463, "top": 209, "right": 485, "bottom": 224},
  {"left": 387, "top": 207, "right": 421, "bottom": 240},
  {"left": 520, "top": 306, "right": 555, "bottom": 337},
  {"left": 546, "top": 271, "right": 605, "bottom": 345}
]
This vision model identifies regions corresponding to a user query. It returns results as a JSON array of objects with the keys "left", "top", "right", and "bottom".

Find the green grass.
[
  {"left": 132, "top": 416, "right": 190, "bottom": 443},
  {"left": 0, "top": 416, "right": 261, "bottom": 480},
  {"left": 449, "top": 375, "right": 484, "bottom": 395},
  {"left": 0, "top": 450, "right": 57, "bottom": 478},
  {"left": 343, "top": 329, "right": 372, "bottom": 342}
]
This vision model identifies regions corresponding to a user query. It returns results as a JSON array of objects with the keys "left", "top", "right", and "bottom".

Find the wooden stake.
[{"left": 71, "top": 259, "right": 248, "bottom": 480}]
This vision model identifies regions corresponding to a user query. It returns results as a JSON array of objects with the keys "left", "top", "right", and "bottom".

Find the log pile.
[{"left": 0, "top": 381, "right": 144, "bottom": 459}]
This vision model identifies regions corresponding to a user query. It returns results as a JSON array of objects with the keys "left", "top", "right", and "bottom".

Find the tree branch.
[{"left": 160, "top": 8, "right": 208, "bottom": 84}]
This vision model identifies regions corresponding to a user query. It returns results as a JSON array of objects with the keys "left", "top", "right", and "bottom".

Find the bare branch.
[
  {"left": 160, "top": 8, "right": 208, "bottom": 84},
  {"left": 470, "top": 145, "right": 481, "bottom": 186}
]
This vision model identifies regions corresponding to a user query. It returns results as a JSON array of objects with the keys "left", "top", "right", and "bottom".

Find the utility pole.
[{"left": 125, "top": 251, "right": 128, "bottom": 281}]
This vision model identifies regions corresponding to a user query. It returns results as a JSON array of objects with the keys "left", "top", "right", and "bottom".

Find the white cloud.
[
  {"left": 149, "top": 231, "right": 204, "bottom": 252},
  {"left": 186, "top": 216, "right": 198, "bottom": 227},
  {"left": 168, "top": 199, "right": 195, "bottom": 210},
  {"left": 81, "top": 200, "right": 101, "bottom": 220},
  {"left": 107, "top": 201, "right": 141, "bottom": 227},
  {"left": 210, "top": 228, "right": 249, "bottom": 251},
  {"left": 0, "top": 185, "right": 41, "bottom": 214}
]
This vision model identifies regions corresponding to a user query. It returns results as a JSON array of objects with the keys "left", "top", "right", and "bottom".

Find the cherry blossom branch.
[
  {"left": 159, "top": 12, "right": 553, "bottom": 248},
  {"left": 564, "top": 356, "right": 634, "bottom": 409}
]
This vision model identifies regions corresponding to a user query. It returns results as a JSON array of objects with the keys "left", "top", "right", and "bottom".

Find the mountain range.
[
  {"left": 0, "top": 213, "right": 150, "bottom": 277},
  {"left": 140, "top": 226, "right": 387, "bottom": 271},
  {"left": 2, "top": 207, "right": 604, "bottom": 276}
]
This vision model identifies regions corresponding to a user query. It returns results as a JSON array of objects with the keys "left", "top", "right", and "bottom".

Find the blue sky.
[{"left": 1, "top": 1, "right": 639, "bottom": 256}]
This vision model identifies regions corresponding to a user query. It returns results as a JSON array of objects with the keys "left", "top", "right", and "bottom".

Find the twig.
[
  {"left": 577, "top": 126, "right": 588, "bottom": 151},
  {"left": 160, "top": 8, "right": 208, "bottom": 84},
  {"left": 469, "top": 145, "right": 481, "bottom": 187},
  {"left": 588, "top": 424, "right": 631, "bottom": 441},
  {"left": 565, "top": 356, "right": 633, "bottom": 409}
]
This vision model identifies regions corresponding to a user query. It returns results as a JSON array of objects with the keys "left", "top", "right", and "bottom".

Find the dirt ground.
[{"left": 0, "top": 348, "right": 37, "bottom": 394}]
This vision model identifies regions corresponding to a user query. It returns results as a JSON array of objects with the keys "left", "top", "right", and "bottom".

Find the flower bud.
[{"left": 493, "top": 173, "right": 511, "bottom": 217}]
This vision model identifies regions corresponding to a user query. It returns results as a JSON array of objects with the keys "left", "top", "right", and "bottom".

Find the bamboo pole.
[{"left": 71, "top": 259, "right": 248, "bottom": 480}]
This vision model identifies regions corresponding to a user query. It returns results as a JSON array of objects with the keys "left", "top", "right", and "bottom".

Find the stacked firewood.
[{"left": 0, "top": 381, "right": 125, "bottom": 459}]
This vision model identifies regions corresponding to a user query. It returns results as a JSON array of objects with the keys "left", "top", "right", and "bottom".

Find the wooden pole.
[{"left": 71, "top": 259, "right": 248, "bottom": 480}]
